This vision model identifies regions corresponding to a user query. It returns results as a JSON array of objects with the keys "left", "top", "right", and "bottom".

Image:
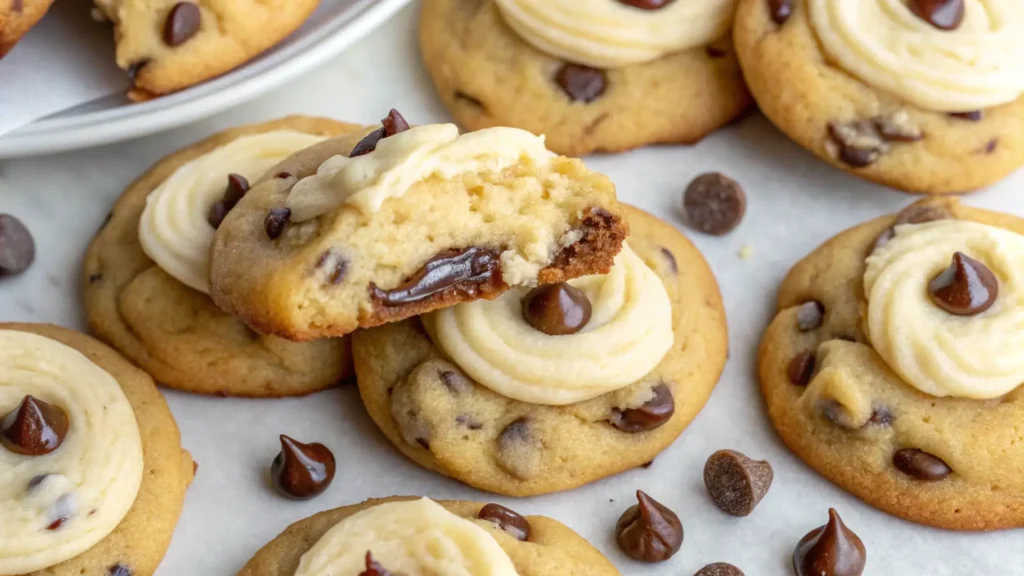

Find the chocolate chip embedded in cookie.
[
  {"left": 210, "top": 113, "right": 630, "bottom": 341},
  {"left": 1, "top": 395, "right": 69, "bottom": 456}
]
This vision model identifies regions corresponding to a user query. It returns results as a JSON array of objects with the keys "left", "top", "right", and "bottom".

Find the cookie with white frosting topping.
[
  {"left": 238, "top": 497, "right": 621, "bottom": 576},
  {"left": 419, "top": 0, "right": 752, "bottom": 157},
  {"left": 352, "top": 205, "right": 727, "bottom": 496},
  {"left": 0, "top": 323, "right": 193, "bottom": 576},
  {"left": 209, "top": 113, "right": 629, "bottom": 341},
  {"left": 759, "top": 197, "right": 1024, "bottom": 530},
  {"left": 734, "top": 0, "right": 1024, "bottom": 194},
  {"left": 84, "top": 116, "right": 356, "bottom": 397}
]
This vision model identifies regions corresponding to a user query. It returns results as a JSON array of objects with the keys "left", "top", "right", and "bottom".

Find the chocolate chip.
[
  {"left": 270, "top": 435, "right": 336, "bottom": 499},
  {"left": 616, "top": 0, "right": 674, "bottom": 9},
  {"left": 769, "top": 0, "right": 793, "bottom": 24},
  {"left": 108, "top": 565, "right": 133, "bottom": 576},
  {"left": 350, "top": 129, "right": 384, "bottom": 158},
  {"left": 359, "top": 552, "right": 396, "bottom": 576},
  {"left": 793, "top": 509, "right": 866, "bottom": 576},
  {"left": 478, "top": 503, "right": 532, "bottom": 541},
  {"left": 615, "top": 490, "right": 683, "bottom": 562},
  {"left": 163, "top": 2, "right": 201, "bottom": 47},
  {"left": 316, "top": 250, "right": 349, "bottom": 285},
  {"left": 949, "top": 110, "right": 982, "bottom": 121},
  {"left": 695, "top": 563, "right": 745, "bottom": 576},
  {"left": 381, "top": 109, "right": 410, "bottom": 137},
  {"left": 455, "top": 414, "right": 483, "bottom": 430},
  {"left": 455, "top": 91, "right": 486, "bottom": 109},
  {"left": 556, "top": 64, "right": 607, "bottom": 103},
  {"left": 2, "top": 395, "right": 69, "bottom": 456},
  {"left": 276, "top": 171, "right": 293, "bottom": 179},
  {"left": 207, "top": 201, "right": 230, "bottom": 229},
  {"left": 928, "top": 252, "right": 998, "bottom": 316},
  {"left": 0, "top": 214, "right": 35, "bottom": 276},
  {"left": 351, "top": 109, "right": 411, "bottom": 157},
  {"left": 370, "top": 247, "right": 501, "bottom": 306},
  {"left": 872, "top": 111, "right": 923, "bottom": 142},
  {"left": 440, "top": 370, "right": 471, "bottom": 394},
  {"left": 683, "top": 172, "right": 746, "bottom": 236},
  {"left": 796, "top": 301, "right": 824, "bottom": 332},
  {"left": 909, "top": 0, "right": 965, "bottom": 31},
  {"left": 610, "top": 383, "right": 675, "bottom": 433},
  {"left": 704, "top": 450, "right": 773, "bottom": 517},
  {"left": 264, "top": 207, "right": 291, "bottom": 239},
  {"left": 893, "top": 448, "right": 951, "bottom": 481},
  {"left": 126, "top": 60, "right": 150, "bottom": 83},
  {"left": 496, "top": 417, "right": 540, "bottom": 480},
  {"left": 223, "top": 173, "right": 250, "bottom": 206},
  {"left": 872, "top": 203, "right": 953, "bottom": 254},
  {"left": 787, "top": 352, "right": 815, "bottom": 386},
  {"left": 521, "top": 282, "right": 592, "bottom": 336},
  {"left": 827, "top": 121, "right": 888, "bottom": 167},
  {"left": 660, "top": 247, "right": 678, "bottom": 274}
]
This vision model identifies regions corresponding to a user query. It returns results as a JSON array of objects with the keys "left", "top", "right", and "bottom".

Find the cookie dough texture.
[
  {"left": 353, "top": 205, "right": 728, "bottom": 496},
  {"left": 759, "top": 198, "right": 1024, "bottom": 530},
  {"left": 0, "top": 0, "right": 53, "bottom": 56},
  {"left": 209, "top": 124, "right": 628, "bottom": 341},
  {"left": 734, "top": 0, "right": 1024, "bottom": 194},
  {"left": 84, "top": 116, "right": 355, "bottom": 397},
  {"left": 419, "top": 0, "right": 752, "bottom": 157},
  {"left": 237, "top": 497, "right": 621, "bottom": 576},
  {"left": 1, "top": 323, "right": 193, "bottom": 576},
  {"left": 92, "top": 0, "right": 319, "bottom": 99}
]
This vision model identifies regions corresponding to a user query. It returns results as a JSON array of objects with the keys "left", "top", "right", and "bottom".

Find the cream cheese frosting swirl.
[
  {"left": 493, "top": 0, "right": 737, "bottom": 68},
  {"left": 425, "top": 243, "right": 674, "bottom": 405},
  {"left": 294, "top": 498, "right": 518, "bottom": 576},
  {"left": 286, "top": 124, "right": 554, "bottom": 220},
  {"left": 139, "top": 131, "right": 326, "bottom": 294},
  {"left": 808, "top": 0, "right": 1024, "bottom": 111},
  {"left": 864, "top": 220, "right": 1024, "bottom": 399},
  {"left": 0, "top": 331, "right": 144, "bottom": 575}
]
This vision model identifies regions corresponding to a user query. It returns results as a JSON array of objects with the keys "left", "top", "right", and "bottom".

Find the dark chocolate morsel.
[
  {"left": 949, "top": 110, "right": 982, "bottom": 121},
  {"left": 270, "top": 435, "right": 336, "bottom": 499},
  {"left": 616, "top": 0, "right": 674, "bottom": 9},
  {"left": 615, "top": 490, "right": 684, "bottom": 562},
  {"left": 264, "top": 207, "right": 291, "bottom": 240},
  {"left": 2, "top": 395, "right": 69, "bottom": 456},
  {"left": 223, "top": 173, "right": 250, "bottom": 207},
  {"left": 108, "top": 564, "right": 133, "bottom": 576},
  {"left": 796, "top": 301, "right": 824, "bottom": 332},
  {"left": 703, "top": 450, "right": 774, "bottom": 517},
  {"left": 787, "top": 352, "right": 815, "bottom": 386},
  {"left": 478, "top": 503, "right": 532, "bottom": 541},
  {"left": 893, "top": 448, "right": 951, "bottom": 481},
  {"left": 695, "top": 563, "right": 745, "bottom": 576},
  {"left": 370, "top": 247, "right": 501, "bottom": 306},
  {"left": 793, "top": 509, "right": 866, "bottom": 576},
  {"left": 928, "top": 252, "right": 998, "bottom": 316},
  {"left": 381, "top": 109, "right": 410, "bottom": 137},
  {"left": 610, "top": 383, "right": 675, "bottom": 433},
  {"left": 683, "top": 172, "right": 746, "bottom": 236},
  {"left": 127, "top": 60, "right": 151, "bottom": 83},
  {"left": 660, "top": 247, "right": 678, "bottom": 274},
  {"left": 908, "top": 0, "right": 965, "bottom": 31},
  {"left": 769, "top": 0, "right": 793, "bottom": 24},
  {"left": 207, "top": 201, "right": 230, "bottom": 229},
  {"left": 163, "top": 2, "right": 201, "bottom": 47},
  {"left": 871, "top": 203, "right": 953, "bottom": 254},
  {"left": 521, "top": 282, "right": 592, "bottom": 336},
  {"left": 0, "top": 214, "right": 36, "bottom": 276},
  {"left": 359, "top": 552, "right": 397, "bottom": 576},
  {"left": 556, "top": 64, "right": 607, "bottom": 103}
]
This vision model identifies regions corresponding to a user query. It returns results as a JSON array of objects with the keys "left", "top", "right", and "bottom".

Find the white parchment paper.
[{"left": 0, "top": 4, "right": 1022, "bottom": 575}]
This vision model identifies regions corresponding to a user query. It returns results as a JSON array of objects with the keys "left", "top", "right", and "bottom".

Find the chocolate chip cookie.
[
  {"left": 91, "top": 0, "right": 320, "bottom": 100},
  {"left": 0, "top": 0, "right": 53, "bottom": 56},
  {"left": 353, "top": 204, "right": 728, "bottom": 496},
  {"left": 734, "top": 0, "right": 1024, "bottom": 194},
  {"left": 0, "top": 323, "right": 193, "bottom": 576},
  {"left": 759, "top": 197, "right": 1024, "bottom": 530},
  {"left": 209, "top": 114, "right": 629, "bottom": 341},
  {"left": 84, "top": 116, "right": 356, "bottom": 397},
  {"left": 419, "top": 0, "right": 752, "bottom": 157},
  {"left": 238, "top": 497, "right": 621, "bottom": 575}
]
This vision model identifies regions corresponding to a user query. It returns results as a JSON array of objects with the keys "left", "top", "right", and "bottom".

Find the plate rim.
[{"left": 0, "top": 0, "right": 412, "bottom": 159}]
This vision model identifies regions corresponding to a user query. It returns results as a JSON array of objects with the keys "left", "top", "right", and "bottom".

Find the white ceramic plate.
[{"left": 0, "top": 0, "right": 411, "bottom": 159}]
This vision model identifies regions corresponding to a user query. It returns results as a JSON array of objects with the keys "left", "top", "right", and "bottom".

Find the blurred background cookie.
[{"left": 0, "top": 0, "right": 54, "bottom": 56}]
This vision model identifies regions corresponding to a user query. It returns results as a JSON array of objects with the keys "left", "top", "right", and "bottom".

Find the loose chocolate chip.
[
  {"left": 276, "top": 171, "right": 293, "bottom": 179},
  {"left": 703, "top": 450, "right": 774, "bottom": 517},
  {"left": 682, "top": 172, "right": 746, "bottom": 236},
  {"left": 359, "top": 552, "right": 396, "bottom": 576},
  {"left": 270, "top": 435, "right": 336, "bottom": 499},
  {"left": 439, "top": 370, "right": 471, "bottom": 394},
  {"left": 370, "top": 247, "right": 501, "bottom": 306},
  {"left": 521, "top": 282, "right": 592, "bottom": 336},
  {"left": 415, "top": 438, "right": 430, "bottom": 450},
  {"left": 828, "top": 121, "right": 889, "bottom": 168},
  {"left": 769, "top": 0, "right": 793, "bottom": 24},
  {"left": 264, "top": 207, "right": 291, "bottom": 240},
  {"left": 949, "top": 110, "right": 982, "bottom": 121},
  {"left": 2, "top": 395, "right": 69, "bottom": 456},
  {"left": 163, "top": 2, "right": 201, "bottom": 47},
  {"left": 478, "top": 503, "right": 532, "bottom": 541},
  {"left": 126, "top": 60, "right": 150, "bottom": 83},
  {"left": 872, "top": 111, "right": 923, "bottom": 142},
  {"left": 909, "top": 0, "right": 965, "bottom": 31},
  {"left": 928, "top": 252, "right": 998, "bottom": 316},
  {"left": 660, "top": 247, "right": 678, "bottom": 274},
  {"left": 88, "top": 273, "right": 103, "bottom": 284},
  {"left": 893, "top": 448, "right": 951, "bottom": 481},
  {"left": 793, "top": 509, "right": 866, "bottom": 576},
  {"left": 381, "top": 109, "right": 410, "bottom": 137},
  {"left": 0, "top": 214, "right": 35, "bottom": 276},
  {"left": 695, "top": 563, "right": 745, "bottom": 576},
  {"left": 617, "top": 0, "right": 674, "bottom": 9},
  {"left": 615, "top": 490, "right": 683, "bottom": 562},
  {"left": 108, "top": 564, "right": 133, "bottom": 576},
  {"left": 787, "top": 352, "right": 815, "bottom": 386},
  {"left": 796, "top": 301, "right": 824, "bottom": 332},
  {"left": 556, "top": 64, "right": 607, "bottom": 103},
  {"left": 610, "top": 383, "right": 675, "bottom": 433}
]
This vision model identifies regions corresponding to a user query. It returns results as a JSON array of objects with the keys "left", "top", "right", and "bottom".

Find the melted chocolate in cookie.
[
  {"left": 787, "top": 352, "right": 815, "bottom": 386},
  {"left": 893, "top": 448, "right": 951, "bottom": 481},
  {"left": 793, "top": 509, "right": 866, "bottom": 576},
  {"left": 164, "top": 3, "right": 201, "bottom": 46},
  {"left": 477, "top": 503, "right": 532, "bottom": 541},
  {"left": 370, "top": 247, "right": 501, "bottom": 306},
  {"left": 695, "top": 563, "right": 745, "bottom": 576},
  {"left": 928, "top": 252, "right": 998, "bottom": 316},
  {"left": 270, "top": 435, "right": 336, "bottom": 499},
  {"left": 610, "top": 383, "right": 675, "bottom": 432},
  {"left": 521, "top": 282, "right": 592, "bottom": 335},
  {"left": 0, "top": 214, "right": 35, "bottom": 277},
  {"left": 208, "top": 173, "right": 250, "bottom": 228},
  {"left": 769, "top": 0, "right": 793, "bottom": 24},
  {"left": 2, "top": 395, "right": 69, "bottom": 456},
  {"left": 683, "top": 173, "right": 746, "bottom": 236},
  {"left": 615, "top": 490, "right": 684, "bottom": 562},
  {"left": 264, "top": 207, "right": 291, "bottom": 240},
  {"left": 950, "top": 110, "right": 983, "bottom": 121}
]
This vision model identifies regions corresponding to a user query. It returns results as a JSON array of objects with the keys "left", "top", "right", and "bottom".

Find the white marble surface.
[{"left": 2, "top": 4, "right": 1023, "bottom": 575}]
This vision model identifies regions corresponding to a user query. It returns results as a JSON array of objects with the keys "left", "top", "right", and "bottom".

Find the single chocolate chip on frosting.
[
  {"left": 359, "top": 552, "right": 397, "bottom": 576},
  {"left": 477, "top": 503, "right": 532, "bottom": 541},
  {"left": 270, "top": 435, "right": 336, "bottom": 499},
  {"left": 695, "top": 563, "right": 745, "bottom": 576},
  {"left": 556, "top": 64, "right": 607, "bottom": 103},
  {"left": 522, "top": 282, "right": 592, "bottom": 336},
  {"left": 351, "top": 109, "right": 411, "bottom": 157},
  {"left": 909, "top": 0, "right": 965, "bottom": 31},
  {"left": 615, "top": 490, "right": 683, "bottom": 562},
  {"left": 617, "top": 0, "right": 674, "bottom": 9},
  {"left": 769, "top": 0, "right": 793, "bottom": 24},
  {"left": 164, "top": 2, "right": 201, "bottom": 47},
  {"left": 683, "top": 173, "right": 746, "bottom": 236},
  {"left": 893, "top": 448, "right": 951, "bottom": 481},
  {"left": 928, "top": 252, "right": 998, "bottom": 316},
  {"left": 2, "top": 395, "right": 69, "bottom": 456},
  {"left": 793, "top": 509, "right": 866, "bottom": 576},
  {"left": 610, "top": 383, "right": 675, "bottom": 433},
  {"left": 0, "top": 214, "right": 36, "bottom": 276},
  {"left": 871, "top": 203, "right": 953, "bottom": 254},
  {"left": 703, "top": 450, "right": 774, "bottom": 517}
]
